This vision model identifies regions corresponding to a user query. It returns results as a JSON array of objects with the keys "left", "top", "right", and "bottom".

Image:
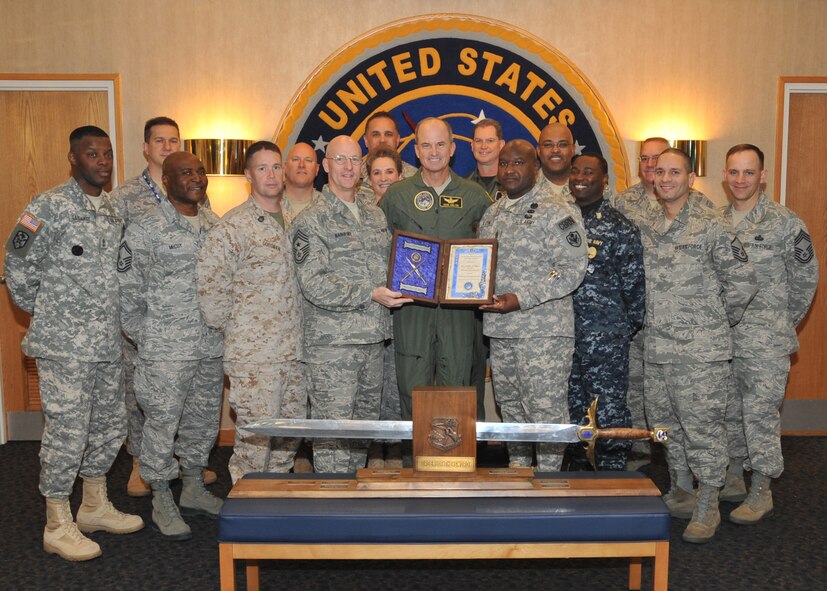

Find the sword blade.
[{"left": 245, "top": 419, "right": 581, "bottom": 443}]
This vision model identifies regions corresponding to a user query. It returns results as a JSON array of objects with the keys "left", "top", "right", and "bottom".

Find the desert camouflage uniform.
[
  {"left": 568, "top": 196, "right": 645, "bottom": 470},
  {"left": 639, "top": 198, "right": 757, "bottom": 487},
  {"left": 197, "top": 196, "right": 307, "bottom": 483},
  {"left": 722, "top": 193, "right": 818, "bottom": 478},
  {"left": 118, "top": 198, "right": 223, "bottom": 483},
  {"left": 380, "top": 171, "right": 491, "bottom": 422},
  {"left": 613, "top": 182, "right": 715, "bottom": 458},
  {"left": 291, "top": 186, "right": 390, "bottom": 472},
  {"left": 110, "top": 169, "right": 165, "bottom": 458},
  {"left": 479, "top": 184, "right": 587, "bottom": 471},
  {"left": 4, "top": 178, "right": 124, "bottom": 498}
]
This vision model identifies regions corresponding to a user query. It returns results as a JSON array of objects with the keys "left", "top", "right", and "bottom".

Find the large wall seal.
[{"left": 275, "top": 14, "right": 630, "bottom": 191}]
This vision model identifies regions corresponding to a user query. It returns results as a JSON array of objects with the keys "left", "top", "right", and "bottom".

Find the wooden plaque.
[{"left": 412, "top": 387, "right": 477, "bottom": 475}]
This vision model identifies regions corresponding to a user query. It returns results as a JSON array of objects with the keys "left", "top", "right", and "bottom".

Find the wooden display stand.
[{"left": 219, "top": 387, "right": 670, "bottom": 591}]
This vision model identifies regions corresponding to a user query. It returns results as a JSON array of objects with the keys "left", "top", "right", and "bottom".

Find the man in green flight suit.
[{"left": 380, "top": 118, "right": 492, "bottom": 439}]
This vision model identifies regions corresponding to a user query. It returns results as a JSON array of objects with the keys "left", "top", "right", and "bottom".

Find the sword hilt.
[{"left": 578, "top": 399, "right": 669, "bottom": 469}]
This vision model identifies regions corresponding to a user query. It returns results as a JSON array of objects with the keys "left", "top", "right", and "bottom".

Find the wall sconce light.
[
  {"left": 183, "top": 139, "right": 253, "bottom": 175},
  {"left": 671, "top": 140, "right": 706, "bottom": 177}
]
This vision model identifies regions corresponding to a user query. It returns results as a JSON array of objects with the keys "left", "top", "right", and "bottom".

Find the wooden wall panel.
[{"left": 784, "top": 92, "right": 827, "bottom": 401}]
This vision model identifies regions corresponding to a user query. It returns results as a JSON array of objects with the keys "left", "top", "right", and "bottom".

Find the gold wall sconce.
[
  {"left": 183, "top": 139, "right": 253, "bottom": 175},
  {"left": 671, "top": 140, "right": 706, "bottom": 177}
]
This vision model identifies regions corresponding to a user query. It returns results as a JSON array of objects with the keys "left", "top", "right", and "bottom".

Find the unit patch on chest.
[{"left": 414, "top": 191, "right": 434, "bottom": 211}]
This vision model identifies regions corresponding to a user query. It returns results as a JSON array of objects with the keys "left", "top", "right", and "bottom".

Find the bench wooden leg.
[
  {"left": 653, "top": 541, "right": 670, "bottom": 591},
  {"left": 628, "top": 557, "right": 642, "bottom": 590},
  {"left": 219, "top": 544, "right": 236, "bottom": 591},
  {"left": 246, "top": 560, "right": 260, "bottom": 591}
]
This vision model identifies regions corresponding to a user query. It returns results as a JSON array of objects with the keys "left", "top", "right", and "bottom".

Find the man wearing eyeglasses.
[
  {"left": 381, "top": 118, "right": 492, "bottom": 445},
  {"left": 291, "top": 135, "right": 411, "bottom": 473},
  {"left": 198, "top": 141, "right": 307, "bottom": 483},
  {"left": 535, "top": 122, "right": 576, "bottom": 203}
]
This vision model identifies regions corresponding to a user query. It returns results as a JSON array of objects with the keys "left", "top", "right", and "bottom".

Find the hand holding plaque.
[{"left": 387, "top": 230, "right": 497, "bottom": 304}]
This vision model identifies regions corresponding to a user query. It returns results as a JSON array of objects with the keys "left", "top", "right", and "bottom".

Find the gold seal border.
[{"left": 274, "top": 13, "right": 630, "bottom": 192}]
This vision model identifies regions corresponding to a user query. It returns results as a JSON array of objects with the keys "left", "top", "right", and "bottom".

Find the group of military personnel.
[{"left": 3, "top": 107, "right": 818, "bottom": 560}]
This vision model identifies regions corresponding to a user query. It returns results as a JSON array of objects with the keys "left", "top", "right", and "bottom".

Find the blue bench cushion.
[{"left": 219, "top": 472, "right": 670, "bottom": 544}]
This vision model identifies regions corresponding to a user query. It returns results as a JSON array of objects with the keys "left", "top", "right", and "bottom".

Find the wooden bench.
[{"left": 218, "top": 470, "right": 670, "bottom": 591}]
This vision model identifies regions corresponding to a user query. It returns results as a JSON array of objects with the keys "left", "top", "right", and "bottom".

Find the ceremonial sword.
[{"left": 246, "top": 400, "right": 668, "bottom": 469}]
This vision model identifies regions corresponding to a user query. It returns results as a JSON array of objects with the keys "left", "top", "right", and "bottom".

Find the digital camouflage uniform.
[
  {"left": 721, "top": 193, "right": 818, "bottom": 478},
  {"left": 110, "top": 169, "right": 165, "bottom": 458},
  {"left": 380, "top": 171, "right": 491, "bottom": 421},
  {"left": 4, "top": 178, "right": 124, "bottom": 498},
  {"left": 291, "top": 186, "right": 391, "bottom": 473},
  {"left": 118, "top": 198, "right": 223, "bottom": 484},
  {"left": 535, "top": 173, "right": 575, "bottom": 204},
  {"left": 197, "top": 196, "right": 307, "bottom": 483},
  {"left": 568, "top": 196, "right": 645, "bottom": 470},
  {"left": 479, "top": 184, "right": 587, "bottom": 471},
  {"left": 639, "top": 198, "right": 757, "bottom": 487},
  {"left": 613, "top": 183, "right": 715, "bottom": 459}
]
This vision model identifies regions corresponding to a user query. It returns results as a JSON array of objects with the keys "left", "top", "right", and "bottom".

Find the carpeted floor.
[{"left": 0, "top": 438, "right": 824, "bottom": 590}]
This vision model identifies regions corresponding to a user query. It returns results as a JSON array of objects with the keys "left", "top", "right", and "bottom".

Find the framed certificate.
[{"left": 387, "top": 230, "right": 497, "bottom": 304}]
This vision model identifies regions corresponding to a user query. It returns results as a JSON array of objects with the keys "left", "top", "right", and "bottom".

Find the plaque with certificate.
[{"left": 387, "top": 230, "right": 497, "bottom": 304}]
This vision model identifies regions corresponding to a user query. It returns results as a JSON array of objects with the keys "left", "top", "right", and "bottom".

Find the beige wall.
[{"left": 3, "top": 0, "right": 826, "bottom": 207}]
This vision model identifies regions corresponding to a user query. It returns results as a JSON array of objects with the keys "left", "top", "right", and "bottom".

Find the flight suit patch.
[{"left": 440, "top": 195, "right": 462, "bottom": 208}]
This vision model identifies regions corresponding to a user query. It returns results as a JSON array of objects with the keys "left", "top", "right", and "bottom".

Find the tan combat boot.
[
  {"left": 682, "top": 484, "right": 720, "bottom": 544},
  {"left": 127, "top": 457, "right": 150, "bottom": 497},
  {"left": 203, "top": 468, "right": 218, "bottom": 485},
  {"left": 180, "top": 468, "right": 223, "bottom": 517},
  {"left": 720, "top": 471, "right": 747, "bottom": 503},
  {"left": 292, "top": 441, "right": 314, "bottom": 473},
  {"left": 43, "top": 498, "right": 102, "bottom": 561},
  {"left": 77, "top": 476, "right": 144, "bottom": 534},
  {"left": 151, "top": 482, "right": 191, "bottom": 541},
  {"left": 730, "top": 472, "right": 773, "bottom": 525}
]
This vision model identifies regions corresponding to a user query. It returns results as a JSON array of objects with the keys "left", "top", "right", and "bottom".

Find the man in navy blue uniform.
[{"left": 567, "top": 153, "right": 646, "bottom": 470}]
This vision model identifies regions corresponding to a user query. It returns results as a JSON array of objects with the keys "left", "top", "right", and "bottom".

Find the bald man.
[
  {"left": 535, "top": 122, "right": 576, "bottom": 203},
  {"left": 290, "top": 135, "right": 410, "bottom": 472},
  {"left": 282, "top": 142, "right": 322, "bottom": 227},
  {"left": 119, "top": 151, "right": 224, "bottom": 540},
  {"left": 381, "top": 118, "right": 492, "bottom": 439}
]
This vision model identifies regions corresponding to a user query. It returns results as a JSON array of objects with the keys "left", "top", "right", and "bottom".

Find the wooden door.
[
  {"left": 0, "top": 75, "right": 121, "bottom": 441},
  {"left": 776, "top": 79, "right": 827, "bottom": 434}
]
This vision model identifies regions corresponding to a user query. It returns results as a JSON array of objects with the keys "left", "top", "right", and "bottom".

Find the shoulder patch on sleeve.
[
  {"left": 558, "top": 215, "right": 575, "bottom": 231},
  {"left": 731, "top": 236, "right": 748, "bottom": 262},
  {"left": 566, "top": 230, "right": 582, "bottom": 247},
  {"left": 794, "top": 229, "right": 814, "bottom": 264},
  {"left": 293, "top": 228, "right": 310, "bottom": 265},
  {"left": 117, "top": 241, "right": 133, "bottom": 272},
  {"left": 19, "top": 212, "right": 42, "bottom": 233}
]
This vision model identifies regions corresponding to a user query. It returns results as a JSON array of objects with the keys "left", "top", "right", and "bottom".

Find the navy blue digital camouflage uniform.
[{"left": 568, "top": 197, "right": 646, "bottom": 470}]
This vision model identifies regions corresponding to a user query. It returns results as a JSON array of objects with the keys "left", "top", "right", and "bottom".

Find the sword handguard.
[{"left": 577, "top": 399, "right": 669, "bottom": 469}]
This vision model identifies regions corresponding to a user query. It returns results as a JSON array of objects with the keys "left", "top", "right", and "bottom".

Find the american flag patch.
[{"left": 19, "top": 212, "right": 42, "bottom": 233}]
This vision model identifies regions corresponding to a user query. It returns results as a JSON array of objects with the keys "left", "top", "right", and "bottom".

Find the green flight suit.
[{"left": 380, "top": 170, "right": 491, "bottom": 420}]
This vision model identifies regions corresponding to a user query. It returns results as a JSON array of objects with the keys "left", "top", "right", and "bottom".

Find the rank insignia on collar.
[
  {"left": 414, "top": 191, "right": 434, "bottom": 211},
  {"left": 440, "top": 195, "right": 462, "bottom": 208},
  {"left": 588, "top": 246, "right": 597, "bottom": 259}
]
